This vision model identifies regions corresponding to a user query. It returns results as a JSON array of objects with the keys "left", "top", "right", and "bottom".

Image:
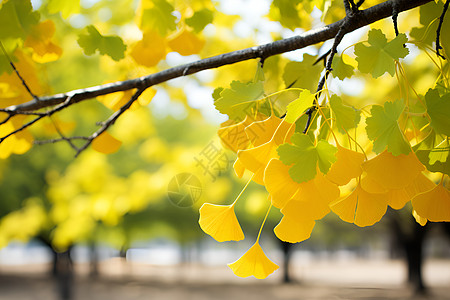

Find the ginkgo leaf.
[
  {"left": 139, "top": 0, "right": 177, "bottom": 36},
  {"left": 281, "top": 171, "right": 339, "bottom": 221},
  {"left": 411, "top": 183, "right": 450, "bottom": 222},
  {"left": 362, "top": 150, "right": 425, "bottom": 190},
  {"left": 366, "top": 99, "right": 411, "bottom": 156},
  {"left": 330, "top": 184, "right": 388, "bottom": 227},
  {"left": 282, "top": 54, "right": 323, "bottom": 91},
  {"left": 412, "top": 210, "right": 427, "bottom": 226},
  {"left": 245, "top": 115, "right": 292, "bottom": 147},
  {"left": 92, "top": 132, "right": 122, "bottom": 154},
  {"left": 331, "top": 54, "right": 355, "bottom": 80},
  {"left": 167, "top": 28, "right": 205, "bottom": 56},
  {"left": 424, "top": 89, "right": 450, "bottom": 136},
  {"left": 0, "top": 119, "right": 33, "bottom": 158},
  {"left": 77, "top": 26, "right": 127, "bottom": 61},
  {"left": 0, "top": 0, "right": 40, "bottom": 40},
  {"left": 238, "top": 140, "right": 278, "bottom": 185},
  {"left": 233, "top": 158, "right": 246, "bottom": 178},
  {"left": 217, "top": 118, "right": 251, "bottom": 152},
  {"left": 329, "top": 95, "right": 360, "bottom": 133},
  {"left": 414, "top": 131, "right": 450, "bottom": 176},
  {"left": 228, "top": 242, "right": 279, "bottom": 279},
  {"left": 387, "top": 172, "right": 435, "bottom": 210},
  {"left": 284, "top": 89, "right": 314, "bottom": 124},
  {"left": 47, "top": 0, "right": 80, "bottom": 19},
  {"left": 264, "top": 158, "right": 301, "bottom": 209},
  {"left": 354, "top": 29, "right": 409, "bottom": 78},
  {"left": 198, "top": 203, "right": 244, "bottom": 242},
  {"left": 428, "top": 139, "right": 449, "bottom": 165},
  {"left": 277, "top": 133, "right": 337, "bottom": 183},
  {"left": 214, "top": 80, "right": 264, "bottom": 121},
  {"left": 24, "top": 20, "right": 62, "bottom": 63},
  {"left": 185, "top": 8, "right": 214, "bottom": 32},
  {"left": 269, "top": 0, "right": 303, "bottom": 31},
  {"left": 326, "top": 144, "right": 365, "bottom": 186},
  {"left": 131, "top": 30, "right": 166, "bottom": 67},
  {"left": 274, "top": 215, "right": 315, "bottom": 243}
]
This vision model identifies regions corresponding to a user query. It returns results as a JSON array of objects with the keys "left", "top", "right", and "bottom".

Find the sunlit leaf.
[
  {"left": 228, "top": 242, "right": 279, "bottom": 279},
  {"left": 185, "top": 8, "right": 214, "bottom": 32},
  {"left": 131, "top": 30, "right": 166, "bottom": 67},
  {"left": 77, "top": 26, "right": 127, "bottom": 61},
  {"left": 355, "top": 29, "right": 409, "bottom": 78},
  {"left": 366, "top": 99, "right": 411, "bottom": 156},
  {"left": 411, "top": 183, "right": 450, "bottom": 222},
  {"left": 277, "top": 133, "right": 337, "bottom": 183},
  {"left": 274, "top": 215, "right": 315, "bottom": 243},
  {"left": 284, "top": 89, "right": 314, "bottom": 123},
  {"left": 167, "top": 28, "right": 205, "bottom": 56},
  {"left": 214, "top": 80, "right": 264, "bottom": 121},
  {"left": 139, "top": 0, "right": 177, "bottom": 36},
  {"left": 329, "top": 95, "right": 360, "bottom": 133},
  {"left": 424, "top": 89, "right": 450, "bottom": 136},
  {"left": 198, "top": 203, "right": 244, "bottom": 242},
  {"left": 92, "top": 131, "right": 122, "bottom": 154},
  {"left": 282, "top": 54, "right": 322, "bottom": 91}
]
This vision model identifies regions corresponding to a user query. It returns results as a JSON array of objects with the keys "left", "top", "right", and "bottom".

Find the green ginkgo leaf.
[
  {"left": 355, "top": 29, "right": 409, "bottom": 78},
  {"left": 282, "top": 54, "right": 323, "bottom": 91},
  {"left": 331, "top": 54, "right": 354, "bottom": 80},
  {"left": 186, "top": 9, "right": 214, "bottom": 33},
  {"left": 424, "top": 89, "right": 450, "bottom": 136},
  {"left": 77, "top": 26, "right": 127, "bottom": 61},
  {"left": 329, "top": 95, "right": 360, "bottom": 133},
  {"left": 366, "top": 99, "right": 411, "bottom": 156},
  {"left": 277, "top": 133, "right": 337, "bottom": 183},
  {"left": 139, "top": 0, "right": 177, "bottom": 36},
  {"left": 213, "top": 80, "right": 264, "bottom": 121}
]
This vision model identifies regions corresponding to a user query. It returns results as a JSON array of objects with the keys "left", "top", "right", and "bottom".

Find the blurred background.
[{"left": 1, "top": 0, "right": 450, "bottom": 299}]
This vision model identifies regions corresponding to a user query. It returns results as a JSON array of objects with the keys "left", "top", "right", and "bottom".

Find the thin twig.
[
  {"left": 436, "top": 0, "right": 450, "bottom": 59},
  {"left": 75, "top": 88, "right": 145, "bottom": 157},
  {"left": 392, "top": 0, "right": 400, "bottom": 36},
  {"left": 34, "top": 136, "right": 89, "bottom": 145},
  {"left": 0, "top": 40, "right": 40, "bottom": 101}
]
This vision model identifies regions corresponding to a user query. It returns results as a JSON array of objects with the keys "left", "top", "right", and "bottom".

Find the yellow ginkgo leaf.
[
  {"left": 131, "top": 30, "right": 166, "bottom": 67},
  {"left": 245, "top": 115, "right": 292, "bottom": 147},
  {"left": 330, "top": 184, "right": 388, "bottom": 227},
  {"left": 228, "top": 242, "right": 279, "bottom": 279},
  {"left": 198, "top": 203, "right": 244, "bottom": 242},
  {"left": 99, "top": 89, "right": 134, "bottom": 111},
  {"left": 233, "top": 158, "right": 246, "bottom": 178},
  {"left": 264, "top": 158, "right": 301, "bottom": 209},
  {"left": 412, "top": 210, "right": 427, "bottom": 226},
  {"left": 0, "top": 119, "right": 34, "bottom": 159},
  {"left": 360, "top": 174, "right": 387, "bottom": 194},
  {"left": 237, "top": 140, "right": 278, "bottom": 185},
  {"left": 217, "top": 116, "right": 252, "bottom": 153},
  {"left": 167, "top": 27, "right": 205, "bottom": 56},
  {"left": 411, "top": 183, "right": 450, "bottom": 222},
  {"left": 362, "top": 150, "right": 425, "bottom": 190},
  {"left": 281, "top": 171, "right": 340, "bottom": 221},
  {"left": 274, "top": 215, "right": 315, "bottom": 243},
  {"left": 24, "top": 20, "right": 63, "bottom": 63},
  {"left": 92, "top": 131, "right": 122, "bottom": 154},
  {"left": 387, "top": 173, "right": 436, "bottom": 210},
  {"left": 326, "top": 145, "right": 365, "bottom": 186}
]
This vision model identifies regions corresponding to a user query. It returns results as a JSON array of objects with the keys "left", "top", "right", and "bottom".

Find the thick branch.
[{"left": 5, "top": 0, "right": 431, "bottom": 113}]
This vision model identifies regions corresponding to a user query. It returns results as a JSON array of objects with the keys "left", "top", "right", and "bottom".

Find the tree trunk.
[
  {"left": 280, "top": 241, "right": 294, "bottom": 283},
  {"left": 54, "top": 247, "right": 74, "bottom": 300},
  {"left": 388, "top": 210, "right": 428, "bottom": 294}
]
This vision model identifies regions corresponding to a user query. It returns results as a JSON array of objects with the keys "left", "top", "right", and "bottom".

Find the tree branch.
[{"left": 4, "top": 0, "right": 431, "bottom": 115}]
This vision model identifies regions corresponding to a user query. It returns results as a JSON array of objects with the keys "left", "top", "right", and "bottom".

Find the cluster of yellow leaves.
[{"left": 199, "top": 111, "right": 449, "bottom": 280}]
